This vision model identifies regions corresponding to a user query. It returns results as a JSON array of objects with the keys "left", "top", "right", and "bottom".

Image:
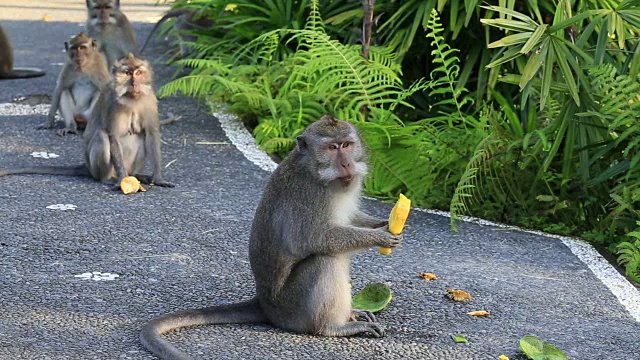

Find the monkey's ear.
[
  {"left": 91, "top": 40, "right": 97, "bottom": 48},
  {"left": 296, "top": 135, "right": 308, "bottom": 152},
  {"left": 64, "top": 42, "right": 69, "bottom": 53}
]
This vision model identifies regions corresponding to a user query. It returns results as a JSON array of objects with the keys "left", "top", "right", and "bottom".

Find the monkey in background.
[
  {"left": 0, "top": 24, "right": 45, "bottom": 80},
  {"left": 38, "top": 33, "right": 110, "bottom": 136},
  {"left": 140, "top": 115, "right": 401, "bottom": 360},
  {"left": 85, "top": 0, "right": 138, "bottom": 67},
  {"left": 1, "top": 53, "right": 174, "bottom": 190}
]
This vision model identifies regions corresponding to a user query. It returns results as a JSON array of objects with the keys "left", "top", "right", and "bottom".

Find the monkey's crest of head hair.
[
  {"left": 112, "top": 53, "right": 152, "bottom": 76},
  {"left": 305, "top": 114, "right": 355, "bottom": 139},
  {"left": 71, "top": 32, "right": 92, "bottom": 44}
]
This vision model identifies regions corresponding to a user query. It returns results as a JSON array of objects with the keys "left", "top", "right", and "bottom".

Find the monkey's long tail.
[
  {"left": 139, "top": 8, "right": 192, "bottom": 54},
  {"left": 0, "top": 67, "right": 46, "bottom": 80},
  {"left": 0, "top": 164, "right": 89, "bottom": 177},
  {"left": 140, "top": 298, "right": 267, "bottom": 360}
]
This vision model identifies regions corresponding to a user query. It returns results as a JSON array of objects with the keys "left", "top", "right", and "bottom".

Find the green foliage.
[{"left": 162, "top": 0, "right": 640, "bottom": 280}]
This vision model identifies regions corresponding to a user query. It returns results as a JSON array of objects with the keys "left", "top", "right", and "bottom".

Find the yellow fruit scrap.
[
  {"left": 498, "top": 355, "right": 510, "bottom": 360},
  {"left": 418, "top": 272, "right": 438, "bottom": 281},
  {"left": 467, "top": 310, "right": 490, "bottom": 317},
  {"left": 120, "top": 176, "right": 146, "bottom": 194},
  {"left": 379, "top": 193, "right": 411, "bottom": 255},
  {"left": 447, "top": 288, "right": 472, "bottom": 302}
]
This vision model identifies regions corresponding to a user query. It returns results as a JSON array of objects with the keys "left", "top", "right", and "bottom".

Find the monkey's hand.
[
  {"left": 352, "top": 211, "right": 388, "bottom": 229},
  {"left": 375, "top": 229, "right": 403, "bottom": 249},
  {"left": 351, "top": 309, "right": 377, "bottom": 323},
  {"left": 37, "top": 121, "right": 55, "bottom": 130},
  {"left": 56, "top": 128, "right": 78, "bottom": 136}
]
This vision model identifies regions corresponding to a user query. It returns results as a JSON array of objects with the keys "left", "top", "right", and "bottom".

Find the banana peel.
[
  {"left": 379, "top": 194, "right": 411, "bottom": 255},
  {"left": 120, "top": 176, "right": 147, "bottom": 195}
]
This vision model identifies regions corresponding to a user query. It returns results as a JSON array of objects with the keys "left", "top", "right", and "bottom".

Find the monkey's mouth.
[{"left": 339, "top": 175, "right": 354, "bottom": 185}]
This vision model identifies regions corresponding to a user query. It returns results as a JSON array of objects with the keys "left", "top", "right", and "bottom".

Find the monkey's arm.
[
  {"left": 39, "top": 71, "right": 66, "bottom": 129},
  {"left": 144, "top": 111, "right": 174, "bottom": 188},
  {"left": 307, "top": 226, "right": 401, "bottom": 255},
  {"left": 108, "top": 111, "right": 130, "bottom": 186},
  {"left": 351, "top": 211, "right": 388, "bottom": 229}
]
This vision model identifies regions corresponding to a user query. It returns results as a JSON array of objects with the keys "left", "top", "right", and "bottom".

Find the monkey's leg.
[
  {"left": 56, "top": 90, "right": 78, "bottom": 136},
  {"left": 144, "top": 126, "right": 174, "bottom": 187},
  {"left": 86, "top": 131, "right": 115, "bottom": 182}
]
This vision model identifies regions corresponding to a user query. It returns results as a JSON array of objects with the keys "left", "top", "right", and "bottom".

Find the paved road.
[{"left": 1, "top": 1, "right": 639, "bottom": 359}]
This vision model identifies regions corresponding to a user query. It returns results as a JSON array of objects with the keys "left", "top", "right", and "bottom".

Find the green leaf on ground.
[
  {"left": 451, "top": 334, "right": 468, "bottom": 343},
  {"left": 351, "top": 283, "right": 392, "bottom": 313},
  {"left": 519, "top": 335, "right": 567, "bottom": 360}
]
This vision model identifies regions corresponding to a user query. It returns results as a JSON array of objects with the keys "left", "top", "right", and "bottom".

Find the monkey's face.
[
  {"left": 67, "top": 34, "right": 96, "bottom": 67},
  {"left": 113, "top": 54, "right": 154, "bottom": 101},
  {"left": 88, "top": 0, "right": 118, "bottom": 26},
  {"left": 299, "top": 118, "right": 368, "bottom": 186}
]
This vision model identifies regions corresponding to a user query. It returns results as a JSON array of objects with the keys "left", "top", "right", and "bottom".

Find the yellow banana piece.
[{"left": 379, "top": 193, "right": 411, "bottom": 255}]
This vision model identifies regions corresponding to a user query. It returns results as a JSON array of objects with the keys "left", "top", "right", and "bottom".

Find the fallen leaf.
[
  {"left": 467, "top": 310, "right": 490, "bottom": 317},
  {"left": 451, "top": 334, "right": 468, "bottom": 343},
  {"left": 520, "top": 335, "right": 567, "bottom": 360},
  {"left": 498, "top": 355, "right": 510, "bottom": 360},
  {"left": 418, "top": 272, "right": 437, "bottom": 280},
  {"left": 447, "top": 288, "right": 472, "bottom": 302}
]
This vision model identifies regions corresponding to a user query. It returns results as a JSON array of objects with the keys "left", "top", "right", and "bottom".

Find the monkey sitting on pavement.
[
  {"left": 0, "top": 24, "right": 45, "bottom": 80},
  {"left": 38, "top": 32, "right": 110, "bottom": 136},
  {"left": 1, "top": 53, "right": 174, "bottom": 190},
  {"left": 140, "top": 115, "right": 400, "bottom": 360},
  {"left": 85, "top": 0, "right": 138, "bottom": 68}
]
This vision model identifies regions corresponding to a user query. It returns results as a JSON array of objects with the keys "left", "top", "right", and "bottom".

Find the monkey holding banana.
[
  {"left": 140, "top": 115, "right": 401, "bottom": 360},
  {"left": 1, "top": 53, "right": 174, "bottom": 190},
  {"left": 38, "top": 32, "right": 110, "bottom": 136}
]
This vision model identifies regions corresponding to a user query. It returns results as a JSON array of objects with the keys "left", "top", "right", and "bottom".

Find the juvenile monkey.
[
  {"left": 1, "top": 54, "right": 174, "bottom": 189},
  {"left": 0, "top": 24, "right": 45, "bottom": 80},
  {"left": 38, "top": 33, "right": 110, "bottom": 136},
  {"left": 85, "top": 0, "right": 138, "bottom": 67},
  {"left": 140, "top": 115, "right": 400, "bottom": 360}
]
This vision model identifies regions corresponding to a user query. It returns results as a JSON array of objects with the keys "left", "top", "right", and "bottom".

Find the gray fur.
[{"left": 140, "top": 115, "right": 401, "bottom": 360}]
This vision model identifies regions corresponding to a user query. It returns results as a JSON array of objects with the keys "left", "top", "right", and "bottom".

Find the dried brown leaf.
[{"left": 447, "top": 288, "right": 472, "bottom": 302}]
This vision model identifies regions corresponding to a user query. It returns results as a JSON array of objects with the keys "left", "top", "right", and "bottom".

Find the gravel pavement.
[{"left": 1, "top": 1, "right": 639, "bottom": 359}]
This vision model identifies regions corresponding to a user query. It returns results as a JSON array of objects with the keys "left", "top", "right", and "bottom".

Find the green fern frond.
[{"left": 617, "top": 226, "right": 640, "bottom": 282}]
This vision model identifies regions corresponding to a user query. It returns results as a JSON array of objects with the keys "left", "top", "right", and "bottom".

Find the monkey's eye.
[
  {"left": 79, "top": 45, "right": 87, "bottom": 50},
  {"left": 327, "top": 144, "right": 339, "bottom": 150},
  {"left": 134, "top": 69, "right": 142, "bottom": 77},
  {"left": 126, "top": 71, "right": 133, "bottom": 76},
  {"left": 341, "top": 142, "right": 351, "bottom": 149}
]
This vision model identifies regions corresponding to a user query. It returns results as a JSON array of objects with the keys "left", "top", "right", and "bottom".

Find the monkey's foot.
[
  {"left": 56, "top": 128, "right": 77, "bottom": 136},
  {"left": 351, "top": 309, "right": 377, "bottom": 323},
  {"left": 152, "top": 180, "right": 175, "bottom": 188},
  {"left": 322, "top": 322, "right": 385, "bottom": 338}
]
